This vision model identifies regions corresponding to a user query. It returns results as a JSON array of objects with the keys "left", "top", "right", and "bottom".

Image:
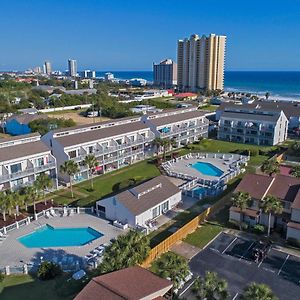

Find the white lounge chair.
[
  {"left": 68, "top": 210, "right": 74, "bottom": 217},
  {"left": 50, "top": 209, "right": 57, "bottom": 217},
  {"left": 61, "top": 210, "right": 67, "bottom": 217},
  {"left": 45, "top": 211, "right": 51, "bottom": 218}
]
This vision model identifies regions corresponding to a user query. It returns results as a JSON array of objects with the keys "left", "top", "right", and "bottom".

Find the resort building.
[
  {"left": 153, "top": 58, "right": 177, "bottom": 88},
  {"left": 0, "top": 133, "right": 58, "bottom": 191},
  {"left": 75, "top": 266, "right": 173, "bottom": 300},
  {"left": 42, "top": 117, "right": 155, "bottom": 183},
  {"left": 142, "top": 107, "right": 209, "bottom": 148},
  {"left": 68, "top": 59, "right": 77, "bottom": 77},
  {"left": 177, "top": 33, "right": 226, "bottom": 92},
  {"left": 218, "top": 109, "right": 288, "bottom": 145},
  {"left": 96, "top": 175, "right": 181, "bottom": 228},
  {"left": 216, "top": 101, "right": 300, "bottom": 131},
  {"left": 229, "top": 173, "right": 300, "bottom": 241}
]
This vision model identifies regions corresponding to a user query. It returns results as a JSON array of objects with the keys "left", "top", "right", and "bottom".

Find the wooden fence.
[{"left": 142, "top": 207, "right": 212, "bottom": 267}]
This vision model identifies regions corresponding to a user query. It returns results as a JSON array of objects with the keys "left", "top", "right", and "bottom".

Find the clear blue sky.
[{"left": 0, "top": 0, "right": 299, "bottom": 71}]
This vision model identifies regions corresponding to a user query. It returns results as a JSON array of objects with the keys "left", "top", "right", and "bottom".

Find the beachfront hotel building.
[
  {"left": 42, "top": 117, "right": 155, "bottom": 183},
  {"left": 142, "top": 107, "right": 209, "bottom": 148},
  {"left": 68, "top": 59, "right": 77, "bottom": 77},
  {"left": 218, "top": 108, "right": 288, "bottom": 146},
  {"left": 177, "top": 34, "right": 226, "bottom": 92},
  {"left": 153, "top": 59, "right": 177, "bottom": 88},
  {"left": 0, "top": 133, "right": 58, "bottom": 191}
]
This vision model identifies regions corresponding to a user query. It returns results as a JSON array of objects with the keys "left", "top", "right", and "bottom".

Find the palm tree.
[
  {"left": 23, "top": 186, "right": 40, "bottom": 213},
  {"left": 231, "top": 191, "right": 252, "bottom": 230},
  {"left": 60, "top": 160, "right": 79, "bottom": 198},
  {"left": 261, "top": 159, "right": 279, "bottom": 176},
  {"left": 83, "top": 154, "right": 99, "bottom": 190},
  {"left": 242, "top": 283, "right": 277, "bottom": 300},
  {"left": 162, "top": 138, "right": 173, "bottom": 161},
  {"left": 152, "top": 252, "right": 190, "bottom": 289},
  {"left": 0, "top": 191, "right": 8, "bottom": 222},
  {"left": 192, "top": 271, "right": 229, "bottom": 300},
  {"left": 152, "top": 137, "right": 164, "bottom": 156},
  {"left": 35, "top": 173, "right": 53, "bottom": 204},
  {"left": 10, "top": 191, "right": 20, "bottom": 216},
  {"left": 291, "top": 166, "right": 300, "bottom": 178},
  {"left": 99, "top": 229, "right": 150, "bottom": 274},
  {"left": 261, "top": 195, "right": 283, "bottom": 236}
]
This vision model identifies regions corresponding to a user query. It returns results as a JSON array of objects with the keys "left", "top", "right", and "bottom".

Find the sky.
[{"left": 0, "top": 0, "right": 300, "bottom": 71}]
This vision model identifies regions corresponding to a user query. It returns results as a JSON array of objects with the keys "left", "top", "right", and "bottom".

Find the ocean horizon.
[{"left": 96, "top": 70, "right": 300, "bottom": 102}]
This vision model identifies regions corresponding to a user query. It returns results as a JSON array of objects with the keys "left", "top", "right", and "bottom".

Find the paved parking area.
[{"left": 186, "top": 232, "right": 300, "bottom": 300}]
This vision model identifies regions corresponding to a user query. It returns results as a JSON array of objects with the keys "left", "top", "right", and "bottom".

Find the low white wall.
[{"left": 39, "top": 104, "right": 92, "bottom": 113}]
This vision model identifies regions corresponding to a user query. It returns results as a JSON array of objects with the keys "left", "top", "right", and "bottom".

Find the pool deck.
[
  {"left": 168, "top": 157, "right": 230, "bottom": 181},
  {"left": 0, "top": 214, "right": 124, "bottom": 268}
]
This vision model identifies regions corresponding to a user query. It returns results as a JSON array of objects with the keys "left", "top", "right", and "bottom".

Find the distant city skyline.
[{"left": 0, "top": 0, "right": 300, "bottom": 71}]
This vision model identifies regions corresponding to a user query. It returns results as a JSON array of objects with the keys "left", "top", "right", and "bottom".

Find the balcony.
[
  {"left": 159, "top": 122, "right": 209, "bottom": 138},
  {"left": 0, "top": 162, "right": 57, "bottom": 184}
]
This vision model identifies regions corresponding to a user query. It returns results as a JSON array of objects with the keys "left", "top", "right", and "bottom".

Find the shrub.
[
  {"left": 37, "top": 261, "right": 62, "bottom": 280},
  {"left": 241, "top": 222, "right": 248, "bottom": 231},
  {"left": 249, "top": 148, "right": 259, "bottom": 156},
  {"left": 0, "top": 271, "right": 4, "bottom": 282},
  {"left": 253, "top": 224, "right": 265, "bottom": 234}
]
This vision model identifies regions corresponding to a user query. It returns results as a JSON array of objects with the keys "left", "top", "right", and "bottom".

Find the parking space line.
[
  {"left": 179, "top": 278, "right": 196, "bottom": 297},
  {"left": 222, "top": 237, "right": 237, "bottom": 254},
  {"left": 239, "top": 241, "right": 254, "bottom": 261},
  {"left": 232, "top": 293, "right": 239, "bottom": 300},
  {"left": 258, "top": 247, "right": 271, "bottom": 268},
  {"left": 278, "top": 254, "right": 290, "bottom": 275}
]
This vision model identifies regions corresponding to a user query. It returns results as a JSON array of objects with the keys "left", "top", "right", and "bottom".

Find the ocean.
[{"left": 96, "top": 71, "right": 300, "bottom": 102}]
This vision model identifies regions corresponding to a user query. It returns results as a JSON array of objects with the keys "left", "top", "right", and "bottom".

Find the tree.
[
  {"left": 231, "top": 191, "right": 252, "bottom": 230},
  {"left": 261, "top": 195, "right": 283, "bottom": 236},
  {"left": 35, "top": 173, "right": 53, "bottom": 204},
  {"left": 291, "top": 166, "right": 300, "bottom": 178},
  {"left": 242, "top": 283, "right": 277, "bottom": 300},
  {"left": 83, "top": 154, "right": 99, "bottom": 190},
  {"left": 152, "top": 137, "right": 164, "bottom": 156},
  {"left": 152, "top": 252, "right": 190, "bottom": 289},
  {"left": 37, "top": 261, "right": 62, "bottom": 280},
  {"left": 60, "top": 160, "right": 79, "bottom": 198},
  {"left": 23, "top": 186, "right": 40, "bottom": 213},
  {"left": 0, "top": 191, "right": 9, "bottom": 222},
  {"left": 10, "top": 191, "right": 20, "bottom": 216},
  {"left": 261, "top": 159, "right": 279, "bottom": 176},
  {"left": 192, "top": 271, "right": 229, "bottom": 300},
  {"left": 98, "top": 230, "right": 150, "bottom": 274}
]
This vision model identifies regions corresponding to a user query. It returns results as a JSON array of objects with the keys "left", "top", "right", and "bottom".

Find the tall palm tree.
[
  {"left": 242, "top": 283, "right": 277, "bottom": 300},
  {"left": 83, "top": 154, "right": 99, "bottom": 190},
  {"left": 192, "top": 271, "right": 229, "bottom": 300},
  {"left": 99, "top": 230, "right": 150, "bottom": 274},
  {"left": 291, "top": 166, "right": 300, "bottom": 178},
  {"left": 152, "top": 137, "right": 164, "bottom": 156},
  {"left": 162, "top": 138, "right": 175, "bottom": 161},
  {"left": 10, "top": 191, "right": 20, "bottom": 216},
  {"left": 35, "top": 173, "right": 53, "bottom": 204},
  {"left": 261, "top": 159, "right": 279, "bottom": 176},
  {"left": 261, "top": 195, "right": 283, "bottom": 236},
  {"left": 0, "top": 191, "right": 8, "bottom": 222},
  {"left": 152, "top": 252, "right": 190, "bottom": 289},
  {"left": 60, "top": 160, "right": 79, "bottom": 198},
  {"left": 231, "top": 191, "right": 252, "bottom": 230},
  {"left": 23, "top": 186, "right": 40, "bottom": 213}
]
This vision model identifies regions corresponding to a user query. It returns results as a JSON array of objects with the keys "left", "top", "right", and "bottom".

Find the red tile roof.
[
  {"left": 230, "top": 206, "right": 259, "bottom": 218},
  {"left": 74, "top": 266, "right": 172, "bottom": 300}
]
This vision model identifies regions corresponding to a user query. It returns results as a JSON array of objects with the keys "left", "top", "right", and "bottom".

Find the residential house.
[
  {"left": 142, "top": 107, "right": 209, "bottom": 148},
  {"left": 229, "top": 173, "right": 300, "bottom": 240},
  {"left": 96, "top": 175, "right": 181, "bottom": 228},
  {"left": 218, "top": 109, "right": 288, "bottom": 145},
  {"left": 42, "top": 116, "right": 155, "bottom": 183},
  {"left": 75, "top": 266, "right": 173, "bottom": 300},
  {"left": 0, "top": 133, "right": 57, "bottom": 191}
]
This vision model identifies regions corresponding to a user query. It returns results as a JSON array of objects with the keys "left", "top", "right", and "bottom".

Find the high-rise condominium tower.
[
  {"left": 177, "top": 34, "right": 226, "bottom": 92},
  {"left": 44, "top": 61, "right": 52, "bottom": 75},
  {"left": 153, "top": 59, "right": 177, "bottom": 88},
  {"left": 68, "top": 59, "right": 77, "bottom": 77}
]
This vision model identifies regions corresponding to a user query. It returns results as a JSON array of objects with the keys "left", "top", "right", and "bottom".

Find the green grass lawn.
[
  {"left": 0, "top": 274, "right": 84, "bottom": 300},
  {"left": 51, "top": 160, "right": 160, "bottom": 207},
  {"left": 184, "top": 222, "right": 223, "bottom": 249}
]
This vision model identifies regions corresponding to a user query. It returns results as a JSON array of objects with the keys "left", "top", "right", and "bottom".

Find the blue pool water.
[
  {"left": 192, "top": 186, "right": 207, "bottom": 197},
  {"left": 191, "top": 162, "right": 224, "bottom": 177},
  {"left": 18, "top": 225, "right": 103, "bottom": 248}
]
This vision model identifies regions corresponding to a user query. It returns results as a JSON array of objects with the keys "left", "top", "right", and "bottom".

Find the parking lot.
[{"left": 186, "top": 232, "right": 300, "bottom": 299}]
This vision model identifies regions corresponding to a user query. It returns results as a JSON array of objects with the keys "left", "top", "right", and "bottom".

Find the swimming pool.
[
  {"left": 191, "top": 162, "right": 224, "bottom": 177},
  {"left": 192, "top": 186, "right": 207, "bottom": 197},
  {"left": 18, "top": 225, "right": 103, "bottom": 248}
]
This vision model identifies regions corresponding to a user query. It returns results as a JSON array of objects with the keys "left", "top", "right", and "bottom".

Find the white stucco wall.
[
  {"left": 229, "top": 210, "right": 241, "bottom": 222},
  {"left": 287, "top": 227, "right": 300, "bottom": 241},
  {"left": 291, "top": 208, "right": 300, "bottom": 223}
]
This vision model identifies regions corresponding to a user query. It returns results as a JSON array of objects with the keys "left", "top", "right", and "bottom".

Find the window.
[
  {"left": 68, "top": 150, "right": 77, "bottom": 158},
  {"left": 10, "top": 163, "right": 22, "bottom": 174},
  {"left": 152, "top": 206, "right": 160, "bottom": 219},
  {"left": 161, "top": 201, "right": 169, "bottom": 213},
  {"left": 36, "top": 158, "right": 45, "bottom": 167},
  {"left": 88, "top": 146, "right": 93, "bottom": 154}
]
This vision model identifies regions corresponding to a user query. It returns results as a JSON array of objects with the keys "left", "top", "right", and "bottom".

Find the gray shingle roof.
[
  {"left": 116, "top": 175, "right": 180, "bottom": 216},
  {"left": 220, "top": 111, "right": 281, "bottom": 122}
]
